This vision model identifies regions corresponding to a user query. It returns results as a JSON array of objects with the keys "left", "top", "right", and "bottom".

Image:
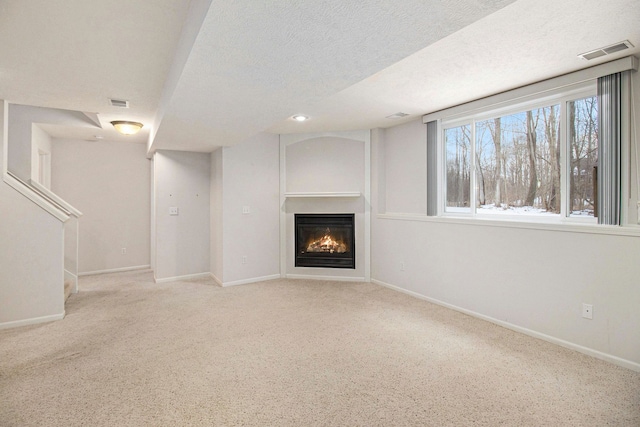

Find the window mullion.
[
  {"left": 560, "top": 99, "right": 568, "bottom": 218},
  {"left": 437, "top": 120, "right": 444, "bottom": 216},
  {"left": 470, "top": 120, "right": 477, "bottom": 215}
]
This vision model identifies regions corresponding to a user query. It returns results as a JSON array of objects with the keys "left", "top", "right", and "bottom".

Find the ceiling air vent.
[
  {"left": 578, "top": 40, "right": 634, "bottom": 60},
  {"left": 109, "top": 98, "right": 129, "bottom": 108},
  {"left": 386, "top": 112, "right": 410, "bottom": 119}
]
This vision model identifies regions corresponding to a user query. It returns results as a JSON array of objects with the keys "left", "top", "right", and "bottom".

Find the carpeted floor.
[{"left": 1, "top": 270, "right": 638, "bottom": 426}]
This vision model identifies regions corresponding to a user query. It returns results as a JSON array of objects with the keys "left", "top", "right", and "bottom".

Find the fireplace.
[{"left": 295, "top": 213, "right": 355, "bottom": 269}]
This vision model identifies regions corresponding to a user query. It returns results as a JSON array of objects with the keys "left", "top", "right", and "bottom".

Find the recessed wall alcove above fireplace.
[{"left": 280, "top": 130, "right": 371, "bottom": 281}]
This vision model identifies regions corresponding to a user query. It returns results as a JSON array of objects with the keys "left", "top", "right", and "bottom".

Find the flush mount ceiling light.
[
  {"left": 386, "top": 112, "right": 410, "bottom": 119},
  {"left": 292, "top": 115, "right": 309, "bottom": 122},
  {"left": 111, "top": 121, "right": 143, "bottom": 135},
  {"left": 578, "top": 40, "right": 634, "bottom": 60}
]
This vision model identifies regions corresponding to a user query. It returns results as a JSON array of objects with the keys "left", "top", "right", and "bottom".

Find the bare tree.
[
  {"left": 543, "top": 106, "right": 561, "bottom": 213},
  {"left": 445, "top": 126, "right": 471, "bottom": 208},
  {"left": 475, "top": 125, "right": 489, "bottom": 206},
  {"left": 569, "top": 101, "right": 577, "bottom": 210},
  {"left": 490, "top": 118, "right": 503, "bottom": 206},
  {"left": 525, "top": 110, "right": 538, "bottom": 207},
  {"left": 569, "top": 97, "right": 598, "bottom": 214}
]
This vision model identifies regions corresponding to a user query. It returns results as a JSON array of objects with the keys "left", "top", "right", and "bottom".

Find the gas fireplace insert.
[{"left": 295, "top": 213, "right": 355, "bottom": 269}]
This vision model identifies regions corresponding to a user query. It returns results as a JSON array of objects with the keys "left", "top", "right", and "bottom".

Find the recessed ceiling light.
[{"left": 292, "top": 115, "right": 309, "bottom": 122}]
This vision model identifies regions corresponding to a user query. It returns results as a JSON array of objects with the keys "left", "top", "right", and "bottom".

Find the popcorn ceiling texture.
[
  {"left": 1, "top": 270, "right": 638, "bottom": 426},
  {"left": 153, "top": 0, "right": 518, "bottom": 150}
]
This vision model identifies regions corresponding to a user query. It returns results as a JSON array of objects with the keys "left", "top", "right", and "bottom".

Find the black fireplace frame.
[{"left": 295, "top": 213, "right": 355, "bottom": 269}]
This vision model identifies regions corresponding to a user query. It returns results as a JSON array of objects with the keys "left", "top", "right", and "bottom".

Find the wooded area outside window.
[
  {"left": 569, "top": 96, "right": 598, "bottom": 217},
  {"left": 444, "top": 125, "right": 471, "bottom": 212},
  {"left": 442, "top": 83, "right": 599, "bottom": 221}
]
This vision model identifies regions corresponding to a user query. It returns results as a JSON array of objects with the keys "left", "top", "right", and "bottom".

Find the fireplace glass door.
[{"left": 295, "top": 213, "right": 355, "bottom": 269}]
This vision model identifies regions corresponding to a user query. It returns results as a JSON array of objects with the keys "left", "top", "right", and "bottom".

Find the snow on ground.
[
  {"left": 477, "top": 204, "right": 551, "bottom": 215},
  {"left": 447, "top": 203, "right": 595, "bottom": 217}
]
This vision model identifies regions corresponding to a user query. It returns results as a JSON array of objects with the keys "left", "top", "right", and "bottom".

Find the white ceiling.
[{"left": 1, "top": 0, "right": 639, "bottom": 152}]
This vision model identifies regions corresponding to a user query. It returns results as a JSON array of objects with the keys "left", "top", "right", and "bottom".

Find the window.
[
  {"left": 475, "top": 105, "right": 561, "bottom": 216},
  {"left": 568, "top": 96, "right": 598, "bottom": 217},
  {"left": 441, "top": 86, "right": 599, "bottom": 221},
  {"left": 444, "top": 125, "right": 471, "bottom": 213}
]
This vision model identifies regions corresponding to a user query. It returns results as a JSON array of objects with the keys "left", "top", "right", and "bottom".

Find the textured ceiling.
[
  {"left": 0, "top": 0, "right": 638, "bottom": 152},
  {"left": 151, "top": 0, "right": 517, "bottom": 151},
  {"left": 269, "top": 0, "right": 640, "bottom": 134},
  {"left": 0, "top": 0, "right": 190, "bottom": 143}
]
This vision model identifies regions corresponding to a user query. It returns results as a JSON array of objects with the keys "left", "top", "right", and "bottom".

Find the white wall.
[
  {"left": 51, "top": 139, "right": 150, "bottom": 274},
  {"left": 220, "top": 133, "right": 280, "bottom": 285},
  {"left": 286, "top": 136, "right": 364, "bottom": 193},
  {"left": 210, "top": 148, "right": 223, "bottom": 281},
  {"left": 0, "top": 100, "right": 65, "bottom": 328},
  {"left": 372, "top": 116, "right": 640, "bottom": 369},
  {"left": 7, "top": 104, "right": 101, "bottom": 182},
  {"left": 383, "top": 119, "right": 426, "bottom": 214},
  {"left": 150, "top": 158, "right": 156, "bottom": 272},
  {"left": 153, "top": 150, "right": 210, "bottom": 281},
  {"left": 7, "top": 104, "right": 33, "bottom": 180},
  {"left": 30, "top": 124, "right": 52, "bottom": 187},
  {"left": 0, "top": 192, "right": 65, "bottom": 326}
]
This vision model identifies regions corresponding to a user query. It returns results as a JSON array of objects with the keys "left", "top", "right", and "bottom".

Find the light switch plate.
[{"left": 582, "top": 303, "right": 593, "bottom": 319}]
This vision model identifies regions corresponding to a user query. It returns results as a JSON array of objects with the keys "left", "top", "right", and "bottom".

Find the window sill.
[{"left": 376, "top": 212, "right": 640, "bottom": 237}]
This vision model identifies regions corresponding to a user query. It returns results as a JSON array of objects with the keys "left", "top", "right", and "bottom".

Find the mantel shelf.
[{"left": 284, "top": 191, "right": 361, "bottom": 198}]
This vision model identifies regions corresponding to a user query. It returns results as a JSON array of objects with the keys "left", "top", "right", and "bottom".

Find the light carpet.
[{"left": 0, "top": 270, "right": 638, "bottom": 426}]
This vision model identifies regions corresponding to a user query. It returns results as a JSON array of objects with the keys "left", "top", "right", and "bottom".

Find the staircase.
[{"left": 8, "top": 174, "right": 82, "bottom": 308}]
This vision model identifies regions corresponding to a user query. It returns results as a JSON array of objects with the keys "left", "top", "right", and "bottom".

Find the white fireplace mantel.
[{"left": 284, "top": 191, "right": 361, "bottom": 198}]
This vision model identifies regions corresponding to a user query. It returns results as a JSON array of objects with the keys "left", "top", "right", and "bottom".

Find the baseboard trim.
[
  {"left": 154, "top": 272, "right": 211, "bottom": 284},
  {"left": 79, "top": 265, "right": 151, "bottom": 277},
  {"left": 210, "top": 273, "right": 223, "bottom": 286},
  {"left": 222, "top": 274, "right": 281, "bottom": 287},
  {"left": 371, "top": 278, "right": 640, "bottom": 373},
  {"left": 286, "top": 274, "right": 366, "bottom": 282},
  {"left": 0, "top": 312, "right": 65, "bottom": 330},
  {"left": 64, "top": 269, "right": 79, "bottom": 294}
]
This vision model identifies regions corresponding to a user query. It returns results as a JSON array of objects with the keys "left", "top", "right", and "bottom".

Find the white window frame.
[
  {"left": 441, "top": 119, "right": 473, "bottom": 216},
  {"left": 562, "top": 89, "right": 601, "bottom": 223},
  {"left": 438, "top": 80, "right": 602, "bottom": 224},
  {"left": 414, "top": 56, "right": 638, "bottom": 232}
]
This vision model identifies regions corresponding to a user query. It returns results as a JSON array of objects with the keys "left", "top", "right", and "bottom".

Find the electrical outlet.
[
  {"left": 242, "top": 206, "right": 250, "bottom": 214},
  {"left": 242, "top": 255, "right": 247, "bottom": 264},
  {"left": 169, "top": 207, "right": 179, "bottom": 216},
  {"left": 121, "top": 248, "right": 127, "bottom": 255},
  {"left": 400, "top": 262, "right": 405, "bottom": 271},
  {"left": 582, "top": 303, "right": 593, "bottom": 319}
]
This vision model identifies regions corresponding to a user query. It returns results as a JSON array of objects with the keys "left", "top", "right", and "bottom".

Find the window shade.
[
  {"left": 426, "top": 120, "right": 438, "bottom": 216},
  {"left": 597, "top": 72, "right": 623, "bottom": 225}
]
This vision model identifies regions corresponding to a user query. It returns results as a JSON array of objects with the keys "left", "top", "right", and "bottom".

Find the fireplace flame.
[{"left": 306, "top": 228, "right": 347, "bottom": 254}]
